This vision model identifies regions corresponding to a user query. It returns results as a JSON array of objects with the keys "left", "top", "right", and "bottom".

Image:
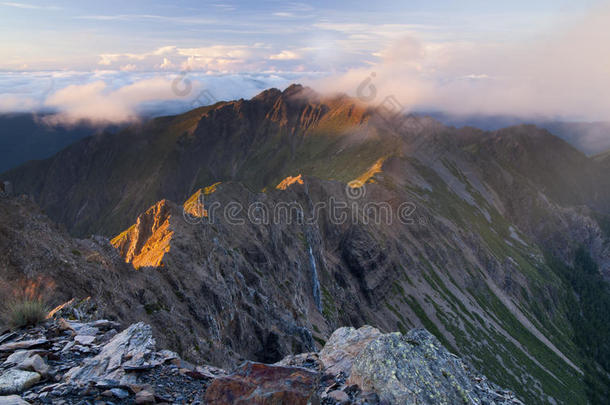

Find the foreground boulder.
[
  {"left": 204, "top": 361, "right": 319, "bottom": 404},
  {"left": 323, "top": 327, "right": 523, "bottom": 405},
  {"left": 64, "top": 322, "right": 157, "bottom": 385},
  {"left": 349, "top": 329, "right": 483, "bottom": 404},
  {"left": 0, "top": 369, "right": 41, "bottom": 395},
  {"left": 319, "top": 325, "right": 382, "bottom": 377}
]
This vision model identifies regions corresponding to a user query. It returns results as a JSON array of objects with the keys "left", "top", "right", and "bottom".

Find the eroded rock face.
[
  {"left": 204, "top": 361, "right": 319, "bottom": 405},
  {"left": 110, "top": 199, "right": 174, "bottom": 269}
]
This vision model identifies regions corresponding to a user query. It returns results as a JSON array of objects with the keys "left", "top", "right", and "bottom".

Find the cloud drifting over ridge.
[
  {"left": 313, "top": 4, "right": 610, "bottom": 121},
  {"left": 0, "top": 70, "right": 317, "bottom": 123}
]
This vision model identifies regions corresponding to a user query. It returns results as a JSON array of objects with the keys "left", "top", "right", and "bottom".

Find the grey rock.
[
  {"left": 122, "top": 351, "right": 160, "bottom": 371},
  {"left": 0, "top": 369, "right": 41, "bottom": 395},
  {"left": 73, "top": 345, "right": 92, "bottom": 354},
  {"left": 99, "top": 329, "right": 118, "bottom": 344},
  {"left": 94, "top": 379, "right": 121, "bottom": 389},
  {"left": 4, "top": 351, "right": 32, "bottom": 365},
  {"left": 327, "top": 389, "right": 350, "bottom": 403},
  {"left": 157, "top": 349, "right": 179, "bottom": 362},
  {"left": 0, "top": 333, "right": 17, "bottom": 345},
  {"left": 275, "top": 352, "right": 322, "bottom": 371},
  {"left": 18, "top": 354, "right": 50, "bottom": 377},
  {"left": 0, "top": 395, "right": 31, "bottom": 405},
  {"left": 67, "top": 322, "right": 99, "bottom": 336},
  {"left": 65, "top": 322, "right": 155, "bottom": 385},
  {"left": 89, "top": 320, "right": 121, "bottom": 330},
  {"left": 109, "top": 388, "right": 129, "bottom": 399},
  {"left": 0, "top": 339, "right": 47, "bottom": 352},
  {"left": 319, "top": 326, "right": 382, "bottom": 376},
  {"left": 193, "top": 365, "right": 228, "bottom": 379},
  {"left": 348, "top": 329, "right": 522, "bottom": 405},
  {"left": 61, "top": 341, "right": 75, "bottom": 353},
  {"left": 74, "top": 335, "right": 96, "bottom": 345},
  {"left": 135, "top": 390, "right": 155, "bottom": 404}
]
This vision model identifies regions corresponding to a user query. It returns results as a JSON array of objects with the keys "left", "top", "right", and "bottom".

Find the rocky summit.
[{"left": 0, "top": 305, "right": 522, "bottom": 405}]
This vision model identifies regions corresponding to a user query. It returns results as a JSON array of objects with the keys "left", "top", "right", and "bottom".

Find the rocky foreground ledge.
[{"left": 0, "top": 311, "right": 524, "bottom": 404}]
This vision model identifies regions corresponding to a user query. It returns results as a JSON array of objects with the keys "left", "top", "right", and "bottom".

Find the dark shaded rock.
[{"left": 204, "top": 361, "right": 319, "bottom": 404}]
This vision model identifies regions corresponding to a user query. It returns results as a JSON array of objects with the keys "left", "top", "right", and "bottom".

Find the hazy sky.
[{"left": 1, "top": 0, "right": 609, "bottom": 122}]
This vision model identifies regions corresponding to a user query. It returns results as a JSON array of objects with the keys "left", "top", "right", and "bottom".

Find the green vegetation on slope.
[{"left": 546, "top": 248, "right": 610, "bottom": 404}]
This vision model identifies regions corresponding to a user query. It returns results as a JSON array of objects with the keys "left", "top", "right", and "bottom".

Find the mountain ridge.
[{"left": 2, "top": 85, "right": 610, "bottom": 403}]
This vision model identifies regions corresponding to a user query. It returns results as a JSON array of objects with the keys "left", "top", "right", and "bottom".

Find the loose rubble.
[{"left": 0, "top": 307, "right": 525, "bottom": 404}]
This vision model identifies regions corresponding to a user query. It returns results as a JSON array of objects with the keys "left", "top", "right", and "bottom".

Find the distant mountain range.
[
  {"left": 2, "top": 104, "right": 610, "bottom": 175},
  {"left": 0, "top": 113, "right": 121, "bottom": 173},
  {"left": 1, "top": 84, "right": 610, "bottom": 404},
  {"left": 428, "top": 112, "right": 610, "bottom": 156}
]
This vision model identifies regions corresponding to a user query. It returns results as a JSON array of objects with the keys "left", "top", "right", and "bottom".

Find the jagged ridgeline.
[{"left": 2, "top": 84, "right": 610, "bottom": 404}]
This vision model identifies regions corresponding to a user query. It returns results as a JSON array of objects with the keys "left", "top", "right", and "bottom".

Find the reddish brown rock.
[{"left": 204, "top": 361, "right": 318, "bottom": 405}]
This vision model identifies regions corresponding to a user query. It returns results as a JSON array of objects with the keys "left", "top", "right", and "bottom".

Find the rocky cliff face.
[{"left": 2, "top": 85, "right": 610, "bottom": 403}]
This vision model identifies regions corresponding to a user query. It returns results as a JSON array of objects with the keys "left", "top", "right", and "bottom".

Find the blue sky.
[
  {"left": 1, "top": 0, "right": 609, "bottom": 122},
  {"left": 0, "top": 0, "right": 601, "bottom": 71}
]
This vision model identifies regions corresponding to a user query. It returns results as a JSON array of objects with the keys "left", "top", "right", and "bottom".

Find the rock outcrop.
[
  {"left": 65, "top": 322, "right": 157, "bottom": 385},
  {"left": 319, "top": 325, "right": 382, "bottom": 377},
  {"left": 0, "top": 316, "right": 522, "bottom": 404}
]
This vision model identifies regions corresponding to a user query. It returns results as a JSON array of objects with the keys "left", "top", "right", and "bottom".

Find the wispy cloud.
[
  {"left": 94, "top": 44, "right": 307, "bottom": 73},
  {"left": 1, "top": 1, "right": 60, "bottom": 10},
  {"left": 269, "top": 50, "right": 300, "bottom": 60},
  {"left": 75, "top": 14, "right": 215, "bottom": 25}
]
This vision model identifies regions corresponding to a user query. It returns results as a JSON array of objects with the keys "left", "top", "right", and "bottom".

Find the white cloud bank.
[
  {"left": 43, "top": 78, "right": 184, "bottom": 124},
  {"left": 0, "top": 71, "right": 313, "bottom": 124},
  {"left": 312, "top": 4, "right": 610, "bottom": 121}
]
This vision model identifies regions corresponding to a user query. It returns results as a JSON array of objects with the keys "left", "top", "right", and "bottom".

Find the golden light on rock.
[
  {"left": 110, "top": 200, "right": 174, "bottom": 270},
  {"left": 276, "top": 174, "right": 304, "bottom": 190}
]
